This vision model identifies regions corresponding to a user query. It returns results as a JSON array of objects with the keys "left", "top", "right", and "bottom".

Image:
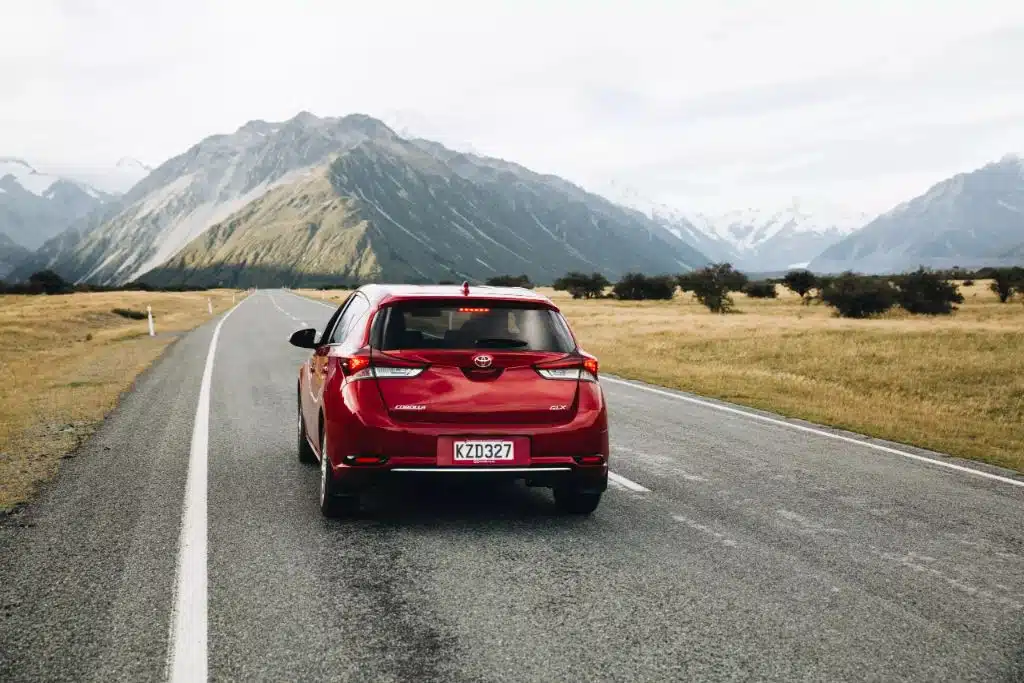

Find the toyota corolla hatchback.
[{"left": 290, "top": 283, "right": 609, "bottom": 517}]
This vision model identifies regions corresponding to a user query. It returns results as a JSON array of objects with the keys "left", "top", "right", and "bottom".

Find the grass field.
[
  {"left": 298, "top": 283, "right": 1023, "bottom": 473},
  {"left": 0, "top": 289, "right": 243, "bottom": 511}
]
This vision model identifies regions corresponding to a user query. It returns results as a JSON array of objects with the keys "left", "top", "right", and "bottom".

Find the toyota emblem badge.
[{"left": 473, "top": 354, "right": 493, "bottom": 368}]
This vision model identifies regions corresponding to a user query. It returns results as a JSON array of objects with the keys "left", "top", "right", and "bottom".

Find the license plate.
[{"left": 453, "top": 440, "right": 514, "bottom": 462}]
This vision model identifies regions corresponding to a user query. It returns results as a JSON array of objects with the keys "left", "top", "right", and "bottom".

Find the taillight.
[
  {"left": 340, "top": 353, "right": 426, "bottom": 381},
  {"left": 535, "top": 355, "right": 599, "bottom": 382}
]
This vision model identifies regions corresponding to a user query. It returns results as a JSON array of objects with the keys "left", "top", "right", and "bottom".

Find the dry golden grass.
[
  {"left": 297, "top": 284, "right": 1024, "bottom": 472},
  {"left": 550, "top": 281, "right": 1024, "bottom": 473},
  {"left": 0, "top": 289, "right": 243, "bottom": 511}
]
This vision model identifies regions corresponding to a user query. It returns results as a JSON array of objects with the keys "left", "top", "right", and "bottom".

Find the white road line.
[
  {"left": 283, "top": 289, "right": 335, "bottom": 310},
  {"left": 166, "top": 298, "right": 247, "bottom": 683},
  {"left": 602, "top": 377, "right": 1024, "bottom": 489},
  {"left": 608, "top": 471, "right": 650, "bottom": 493}
]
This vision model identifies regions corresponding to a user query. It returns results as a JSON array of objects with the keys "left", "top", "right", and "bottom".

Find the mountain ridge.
[
  {"left": 809, "top": 156, "right": 1024, "bottom": 273},
  {"left": 19, "top": 113, "right": 710, "bottom": 286}
]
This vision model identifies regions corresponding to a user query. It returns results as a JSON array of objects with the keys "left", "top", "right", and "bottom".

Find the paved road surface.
[{"left": 2, "top": 290, "right": 1022, "bottom": 682}]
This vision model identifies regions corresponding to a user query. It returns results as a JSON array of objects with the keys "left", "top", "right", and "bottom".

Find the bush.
[
  {"left": 895, "top": 268, "right": 964, "bottom": 315},
  {"left": 613, "top": 273, "right": 676, "bottom": 300},
  {"left": 111, "top": 308, "right": 148, "bottom": 320},
  {"left": 743, "top": 281, "right": 778, "bottom": 299},
  {"left": 678, "top": 263, "right": 748, "bottom": 313},
  {"left": 781, "top": 269, "right": 818, "bottom": 302},
  {"left": 962, "top": 279, "right": 975, "bottom": 287},
  {"left": 485, "top": 274, "right": 534, "bottom": 288},
  {"left": 989, "top": 267, "right": 1024, "bottom": 303},
  {"left": 553, "top": 272, "right": 610, "bottom": 299},
  {"left": 29, "top": 270, "right": 73, "bottom": 295},
  {"left": 820, "top": 272, "right": 897, "bottom": 318}
]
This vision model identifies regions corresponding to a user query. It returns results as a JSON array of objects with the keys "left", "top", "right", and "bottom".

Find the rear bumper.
[
  {"left": 321, "top": 376, "right": 609, "bottom": 492},
  {"left": 324, "top": 462, "right": 608, "bottom": 494}
]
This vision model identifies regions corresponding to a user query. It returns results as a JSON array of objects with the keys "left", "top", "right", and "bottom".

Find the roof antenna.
[{"left": 461, "top": 281, "right": 470, "bottom": 295}]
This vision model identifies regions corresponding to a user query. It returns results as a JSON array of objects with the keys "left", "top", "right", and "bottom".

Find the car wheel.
[
  {"left": 319, "top": 429, "right": 359, "bottom": 518},
  {"left": 553, "top": 487, "right": 602, "bottom": 514},
  {"left": 297, "top": 392, "right": 316, "bottom": 464}
]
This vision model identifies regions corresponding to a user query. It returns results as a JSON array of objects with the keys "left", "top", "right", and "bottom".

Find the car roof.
[{"left": 358, "top": 284, "right": 557, "bottom": 308}]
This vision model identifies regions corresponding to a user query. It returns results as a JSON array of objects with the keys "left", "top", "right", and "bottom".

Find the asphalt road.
[{"left": 2, "top": 290, "right": 1022, "bottom": 682}]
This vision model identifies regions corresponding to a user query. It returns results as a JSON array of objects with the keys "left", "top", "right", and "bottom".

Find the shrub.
[
  {"left": 820, "top": 272, "right": 897, "bottom": 318},
  {"left": 553, "top": 272, "right": 610, "bottom": 299},
  {"left": 28, "top": 270, "right": 73, "bottom": 295},
  {"left": 990, "top": 267, "right": 1024, "bottom": 303},
  {"left": 112, "top": 308, "right": 148, "bottom": 320},
  {"left": 781, "top": 269, "right": 818, "bottom": 302},
  {"left": 895, "top": 268, "right": 964, "bottom": 315},
  {"left": 613, "top": 273, "right": 676, "bottom": 300},
  {"left": 678, "top": 263, "right": 748, "bottom": 313},
  {"left": 743, "top": 281, "right": 778, "bottom": 299},
  {"left": 485, "top": 274, "right": 534, "bottom": 288},
  {"left": 962, "top": 279, "right": 975, "bottom": 287}
]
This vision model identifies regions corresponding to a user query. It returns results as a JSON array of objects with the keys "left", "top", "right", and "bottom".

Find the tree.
[
  {"left": 820, "top": 272, "right": 897, "bottom": 318},
  {"left": 553, "top": 272, "right": 610, "bottom": 299},
  {"left": 678, "top": 263, "right": 748, "bottom": 313},
  {"left": 743, "top": 281, "right": 778, "bottom": 299},
  {"left": 990, "top": 267, "right": 1024, "bottom": 303},
  {"left": 485, "top": 274, "right": 534, "bottom": 288},
  {"left": 896, "top": 268, "right": 964, "bottom": 315},
  {"left": 781, "top": 269, "right": 818, "bottom": 303},
  {"left": 28, "top": 270, "right": 72, "bottom": 295},
  {"left": 613, "top": 273, "right": 676, "bottom": 300}
]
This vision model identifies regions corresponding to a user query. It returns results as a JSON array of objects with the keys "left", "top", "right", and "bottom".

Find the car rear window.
[{"left": 376, "top": 301, "right": 575, "bottom": 352}]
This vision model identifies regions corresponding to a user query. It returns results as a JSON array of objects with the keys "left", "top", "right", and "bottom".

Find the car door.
[
  {"left": 301, "top": 294, "right": 352, "bottom": 442},
  {"left": 311, "top": 293, "right": 370, "bottom": 423}
]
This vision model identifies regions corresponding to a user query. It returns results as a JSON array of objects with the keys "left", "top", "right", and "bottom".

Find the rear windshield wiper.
[{"left": 474, "top": 338, "right": 529, "bottom": 349}]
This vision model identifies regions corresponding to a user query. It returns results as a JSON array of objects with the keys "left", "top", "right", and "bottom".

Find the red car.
[{"left": 290, "top": 283, "right": 609, "bottom": 517}]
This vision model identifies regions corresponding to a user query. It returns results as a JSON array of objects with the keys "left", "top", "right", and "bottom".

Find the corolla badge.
[
  {"left": 473, "top": 354, "right": 493, "bottom": 368},
  {"left": 393, "top": 404, "right": 426, "bottom": 410}
]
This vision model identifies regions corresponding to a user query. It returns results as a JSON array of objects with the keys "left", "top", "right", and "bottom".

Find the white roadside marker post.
[
  {"left": 232, "top": 292, "right": 236, "bottom": 304},
  {"left": 147, "top": 306, "right": 155, "bottom": 337},
  {"left": 207, "top": 297, "right": 213, "bottom": 314}
]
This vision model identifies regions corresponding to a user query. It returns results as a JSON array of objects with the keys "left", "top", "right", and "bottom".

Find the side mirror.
[{"left": 289, "top": 328, "right": 318, "bottom": 349}]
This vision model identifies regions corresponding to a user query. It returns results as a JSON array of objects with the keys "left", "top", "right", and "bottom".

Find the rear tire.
[
  {"left": 297, "top": 392, "right": 316, "bottom": 464},
  {"left": 319, "top": 429, "right": 359, "bottom": 518},
  {"left": 553, "top": 487, "right": 602, "bottom": 514}
]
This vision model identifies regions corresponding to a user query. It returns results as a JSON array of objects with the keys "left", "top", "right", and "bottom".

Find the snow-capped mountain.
[
  {"left": 66, "top": 158, "right": 153, "bottom": 195},
  {"left": 594, "top": 179, "right": 870, "bottom": 272},
  {"left": 809, "top": 154, "right": 1024, "bottom": 273},
  {"left": 690, "top": 200, "right": 872, "bottom": 271},
  {"left": 16, "top": 113, "right": 709, "bottom": 286},
  {"left": 0, "top": 158, "right": 114, "bottom": 249}
]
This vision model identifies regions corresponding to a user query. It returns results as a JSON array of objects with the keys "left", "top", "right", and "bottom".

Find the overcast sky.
[{"left": 4, "top": 0, "right": 1024, "bottom": 215}]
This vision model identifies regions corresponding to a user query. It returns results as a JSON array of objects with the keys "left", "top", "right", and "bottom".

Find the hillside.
[
  {"left": 0, "top": 159, "right": 113, "bottom": 249},
  {"left": 145, "top": 133, "right": 710, "bottom": 287},
  {"left": 26, "top": 112, "right": 708, "bottom": 287},
  {"left": 0, "top": 233, "right": 31, "bottom": 278},
  {"left": 810, "top": 155, "right": 1024, "bottom": 273}
]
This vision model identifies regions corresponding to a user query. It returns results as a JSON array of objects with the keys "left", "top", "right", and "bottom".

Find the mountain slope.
[
  {"left": 26, "top": 113, "right": 708, "bottom": 286},
  {"left": 0, "top": 232, "right": 31, "bottom": 278},
  {"left": 0, "top": 158, "right": 113, "bottom": 249},
  {"left": 143, "top": 169, "right": 376, "bottom": 287},
  {"left": 810, "top": 155, "right": 1024, "bottom": 273},
  {"left": 13, "top": 113, "right": 433, "bottom": 285},
  {"left": 145, "top": 133, "right": 710, "bottom": 287}
]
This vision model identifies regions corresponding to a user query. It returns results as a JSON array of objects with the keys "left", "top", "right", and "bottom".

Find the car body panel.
[{"left": 294, "top": 285, "right": 608, "bottom": 497}]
